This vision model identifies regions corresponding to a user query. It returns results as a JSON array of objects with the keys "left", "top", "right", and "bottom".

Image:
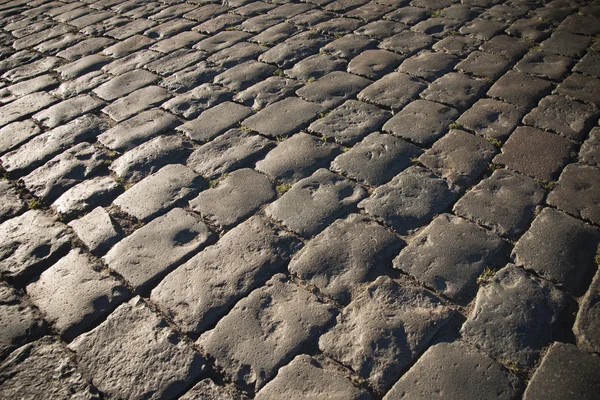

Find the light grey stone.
[
  {"left": 52, "top": 176, "right": 120, "bottom": 218},
  {"left": 68, "top": 207, "right": 123, "bottom": 256}
]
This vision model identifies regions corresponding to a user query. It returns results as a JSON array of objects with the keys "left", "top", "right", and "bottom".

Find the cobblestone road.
[{"left": 1, "top": 0, "right": 599, "bottom": 398}]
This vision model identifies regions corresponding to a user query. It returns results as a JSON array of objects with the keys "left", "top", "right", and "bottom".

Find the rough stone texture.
[
  {"left": 379, "top": 31, "right": 433, "bottom": 56},
  {"left": 512, "top": 207, "right": 600, "bottom": 295},
  {"left": 102, "top": 86, "right": 172, "bottom": 123},
  {"left": 359, "top": 166, "right": 459, "bottom": 235},
  {"left": 547, "top": 163, "right": 600, "bottom": 225},
  {"left": 186, "top": 129, "right": 274, "bottom": 179},
  {"left": 382, "top": 99, "right": 459, "bottom": 145},
  {"left": 453, "top": 169, "right": 545, "bottom": 238},
  {"left": 161, "top": 62, "right": 224, "bottom": 93},
  {"left": 308, "top": 100, "right": 390, "bottom": 145},
  {"left": 488, "top": 71, "right": 554, "bottom": 108},
  {"left": 93, "top": 69, "right": 158, "bottom": 101},
  {"left": 0, "top": 119, "right": 40, "bottom": 154},
  {"left": 514, "top": 51, "right": 572, "bottom": 81},
  {"left": 461, "top": 265, "right": 571, "bottom": 367},
  {"left": 394, "top": 213, "right": 505, "bottom": 302},
  {"left": 398, "top": 50, "right": 458, "bottom": 82},
  {"left": 574, "top": 51, "right": 600, "bottom": 78},
  {"left": 331, "top": 132, "right": 421, "bottom": 186},
  {"left": 456, "top": 98, "right": 526, "bottom": 142},
  {"left": 255, "top": 132, "right": 340, "bottom": 183},
  {"left": 420, "top": 72, "right": 488, "bottom": 111},
  {"left": 258, "top": 31, "right": 330, "bottom": 68},
  {"left": 574, "top": 269, "right": 600, "bottom": 354},
  {"left": 69, "top": 297, "right": 205, "bottom": 400},
  {"left": 540, "top": 31, "right": 592, "bottom": 58},
  {"left": 161, "top": 83, "right": 231, "bottom": 120},
  {"left": 523, "top": 343, "right": 600, "bottom": 400},
  {"left": 557, "top": 73, "right": 600, "bottom": 106},
  {"left": 255, "top": 355, "right": 371, "bottom": 400},
  {"left": 32, "top": 94, "right": 104, "bottom": 129},
  {"left": 213, "top": 60, "right": 276, "bottom": 92},
  {"left": 198, "top": 274, "right": 335, "bottom": 391},
  {"left": 455, "top": 50, "right": 511, "bottom": 80},
  {"left": 233, "top": 77, "right": 301, "bottom": 110},
  {"left": 152, "top": 216, "right": 302, "bottom": 335},
  {"left": 27, "top": 248, "right": 129, "bottom": 340},
  {"left": 0, "top": 180, "right": 25, "bottom": 222},
  {"left": 384, "top": 341, "right": 523, "bottom": 400},
  {"left": 105, "top": 208, "right": 214, "bottom": 292},
  {"left": 266, "top": 168, "right": 367, "bottom": 238},
  {"left": 0, "top": 337, "right": 99, "bottom": 400},
  {"left": 178, "top": 102, "right": 252, "bottom": 143},
  {"left": 348, "top": 49, "right": 404, "bottom": 80},
  {"left": 289, "top": 214, "right": 404, "bottom": 304},
  {"left": 319, "top": 276, "right": 453, "bottom": 392},
  {"left": 113, "top": 164, "right": 205, "bottom": 222},
  {"left": 419, "top": 129, "right": 497, "bottom": 187},
  {"left": 493, "top": 126, "right": 574, "bottom": 181},
  {"left": 189, "top": 168, "right": 276, "bottom": 229},
  {"left": 580, "top": 126, "right": 600, "bottom": 166},
  {"left": 68, "top": 207, "right": 123, "bottom": 256},
  {"left": 242, "top": 97, "right": 324, "bottom": 138},
  {"left": 357, "top": 72, "right": 426, "bottom": 110},
  {"left": 52, "top": 176, "right": 120, "bottom": 218},
  {"left": 179, "top": 379, "right": 249, "bottom": 400},
  {"left": 0, "top": 282, "right": 46, "bottom": 360},
  {"left": 284, "top": 53, "right": 346, "bottom": 82},
  {"left": 296, "top": 71, "right": 372, "bottom": 109}
]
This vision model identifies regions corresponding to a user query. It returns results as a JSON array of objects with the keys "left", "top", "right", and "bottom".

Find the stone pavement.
[{"left": 0, "top": 0, "right": 599, "bottom": 398}]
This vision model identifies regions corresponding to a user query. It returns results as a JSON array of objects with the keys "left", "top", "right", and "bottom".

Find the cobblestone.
[
  {"left": 51, "top": 175, "right": 120, "bottom": 218},
  {"left": 0, "top": 180, "right": 25, "bottom": 223},
  {"left": 68, "top": 206, "right": 123, "bottom": 256}
]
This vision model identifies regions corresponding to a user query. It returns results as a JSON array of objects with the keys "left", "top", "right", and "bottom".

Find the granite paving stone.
[
  {"left": 56, "top": 37, "right": 115, "bottom": 60},
  {"left": 161, "top": 83, "right": 231, "bottom": 119},
  {"left": 357, "top": 71, "right": 426, "bottom": 111},
  {"left": 179, "top": 378, "right": 249, "bottom": 400},
  {"left": 320, "top": 34, "right": 376, "bottom": 60},
  {"left": 514, "top": 51, "right": 573, "bottom": 81},
  {"left": 384, "top": 6, "right": 429, "bottom": 25},
  {"left": 488, "top": 70, "right": 554, "bottom": 109},
  {"left": 313, "top": 17, "right": 362, "bottom": 36},
  {"left": 136, "top": 49, "right": 198, "bottom": 76},
  {"left": 505, "top": 18, "right": 553, "bottom": 42},
  {"left": 459, "top": 18, "right": 507, "bottom": 40},
  {"left": 51, "top": 175, "right": 120, "bottom": 219},
  {"left": 242, "top": 15, "right": 284, "bottom": 34},
  {"left": 358, "top": 166, "right": 460, "bottom": 235},
  {"left": 55, "top": 55, "right": 111, "bottom": 80},
  {"left": 179, "top": 102, "right": 252, "bottom": 143},
  {"left": 0, "top": 91, "right": 57, "bottom": 127},
  {"left": 296, "top": 71, "right": 372, "bottom": 109},
  {"left": 493, "top": 126, "right": 574, "bottom": 181},
  {"left": 69, "top": 297, "right": 205, "bottom": 400},
  {"left": 93, "top": 68, "right": 158, "bottom": 101},
  {"left": 397, "top": 50, "right": 459, "bottom": 82},
  {"left": 319, "top": 276, "right": 453, "bottom": 392},
  {"left": 284, "top": 53, "right": 347, "bottom": 82},
  {"left": 68, "top": 206, "right": 123, "bottom": 256},
  {"left": 347, "top": 49, "right": 404, "bottom": 80},
  {"left": 258, "top": 31, "right": 330, "bottom": 68},
  {"left": 308, "top": 100, "right": 390, "bottom": 145},
  {"left": 1, "top": 56, "right": 61, "bottom": 83},
  {"left": 556, "top": 73, "right": 600, "bottom": 105},
  {"left": 113, "top": 164, "right": 205, "bottom": 222},
  {"left": 354, "top": 20, "right": 408, "bottom": 40},
  {"left": 580, "top": 126, "right": 600, "bottom": 166},
  {"left": 27, "top": 248, "right": 129, "bottom": 340},
  {"left": 233, "top": 77, "right": 301, "bottom": 110},
  {"left": 0, "top": 282, "right": 46, "bottom": 360},
  {"left": 512, "top": 207, "right": 600, "bottom": 295},
  {"left": 557, "top": 13, "right": 600, "bottom": 36},
  {"left": 573, "top": 50, "right": 600, "bottom": 78},
  {"left": 265, "top": 168, "right": 367, "bottom": 238},
  {"left": 0, "top": 337, "right": 99, "bottom": 399},
  {"left": 53, "top": 71, "right": 110, "bottom": 99},
  {"left": 195, "top": 13, "right": 245, "bottom": 34},
  {"left": 0, "top": 180, "right": 25, "bottom": 222},
  {"left": 151, "top": 215, "right": 302, "bottom": 334},
  {"left": 289, "top": 214, "right": 404, "bottom": 304},
  {"left": 456, "top": 98, "right": 527, "bottom": 142},
  {"left": 574, "top": 267, "right": 600, "bottom": 355},
  {"left": 250, "top": 22, "right": 299, "bottom": 45},
  {"left": 394, "top": 213, "right": 505, "bottom": 302},
  {"left": 102, "top": 34, "right": 155, "bottom": 58},
  {"left": 198, "top": 274, "right": 335, "bottom": 391},
  {"left": 384, "top": 341, "right": 523, "bottom": 400},
  {"left": 102, "top": 50, "right": 162, "bottom": 76},
  {"left": 150, "top": 31, "right": 206, "bottom": 54},
  {"left": 461, "top": 264, "right": 571, "bottom": 367},
  {"left": 433, "top": 34, "right": 482, "bottom": 57},
  {"left": 539, "top": 31, "right": 591, "bottom": 58},
  {"left": 0, "top": 209, "right": 72, "bottom": 282},
  {"left": 32, "top": 94, "right": 104, "bottom": 129},
  {"left": 455, "top": 50, "right": 511, "bottom": 80},
  {"left": 0, "top": 75, "right": 58, "bottom": 102},
  {"left": 189, "top": 168, "right": 276, "bottom": 229},
  {"left": 186, "top": 129, "right": 274, "bottom": 179},
  {"left": 160, "top": 62, "right": 224, "bottom": 93},
  {"left": 102, "top": 85, "right": 171, "bottom": 122},
  {"left": 206, "top": 42, "right": 266, "bottom": 68},
  {"left": 523, "top": 343, "right": 600, "bottom": 400},
  {"left": 379, "top": 31, "right": 433, "bottom": 56},
  {"left": 255, "top": 355, "right": 371, "bottom": 400},
  {"left": 330, "top": 132, "right": 421, "bottom": 186},
  {"left": 214, "top": 60, "right": 276, "bottom": 92},
  {"left": 193, "top": 31, "right": 252, "bottom": 54},
  {"left": 420, "top": 72, "right": 488, "bottom": 111}
]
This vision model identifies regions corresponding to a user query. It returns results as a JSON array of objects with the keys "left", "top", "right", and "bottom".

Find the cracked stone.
[
  {"left": 574, "top": 269, "right": 600, "bottom": 353},
  {"left": 547, "top": 163, "right": 600, "bottom": 225},
  {"left": 556, "top": 73, "right": 600, "bottom": 105},
  {"left": 0, "top": 92, "right": 57, "bottom": 127}
]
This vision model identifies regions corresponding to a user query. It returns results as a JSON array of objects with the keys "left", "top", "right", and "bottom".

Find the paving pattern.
[{"left": 0, "top": 0, "right": 599, "bottom": 398}]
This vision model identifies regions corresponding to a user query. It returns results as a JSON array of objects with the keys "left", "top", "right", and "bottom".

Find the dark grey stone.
[
  {"left": 313, "top": 17, "right": 362, "bottom": 36},
  {"left": 52, "top": 176, "right": 120, "bottom": 218},
  {"left": 97, "top": 109, "right": 180, "bottom": 152},
  {"left": 265, "top": 168, "right": 367, "bottom": 237},
  {"left": 145, "top": 49, "right": 205, "bottom": 76},
  {"left": 321, "top": 34, "right": 376, "bottom": 59},
  {"left": 574, "top": 269, "right": 600, "bottom": 353},
  {"left": 453, "top": 169, "right": 545, "bottom": 238},
  {"left": 512, "top": 207, "right": 600, "bottom": 294},
  {"left": 357, "top": 72, "right": 426, "bottom": 110},
  {"left": 233, "top": 77, "right": 302, "bottom": 110},
  {"left": 0, "top": 210, "right": 71, "bottom": 282},
  {"left": 179, "top": 102, "right": 252, "bottom": 143},
  {"left": 479, "top": 34, "right": 533, "bottom": 59},
  {"left": 27, "top": 248, "right": 129, "bottom": 340},
  {"left": 488, "top": 70, "right": 554, "bottom": 108},
  {"left": 109, "top": 135, "right": 193, "bottom": 183},
  {"left": 354, "top": 20, "right": 408, "bottom": 40},
  {"left": 287, "top": 9, "right": 335, "bottom": 27},
  {"left": 241, "top": 14, "right": 284, "bottom": 34},
  {"left": 540, "top": 31, "right": 592, "bottom": 58},
  {"left": 255, "top": 355, "right": 371, "bottom": 400},
  {"left": 22, "top": 143, "right": 108, "bottom": 202},
  {"left": 493, "top": 126, "right": 574, "bottom": 181},
  {"left": 187, "top": 129, "right": 274, "bottom": 179},
  {"left": 505, "top": 18, "right": 553, "bottom": 42},
  {"left": 558, "top": 13, "right": 600, "bottom": 36},
  {"left": 255, "top": 132, "right": 340, "bottom": 183},
  {"left": 151, "top": 216, "right": 302, "bottom": 334},
  {"left": 259, "top": 31, "right": 330, "bottom": 68},
  {"left": 195, "top": 13, "right": 245, "bottom": 34},
  {"left": 346, "top": 1, "right": 394, "bottom": 21},
  {"left": 214, "top": 60, "right": 276, "bottom": 92},
  {"left": 382, "top": 99, "right": 459, "bottom": 145},
  {"left": 308, "top": 100, "right": 390, "bottom": 145},
  {"left": 459, "top": 18, "right": 507, "bottom": 40},
  {"left": 69, "top": 297, "right": 205, "bottom": 400},
  {"left": 242, "top": 97, "right": 324, "bottom": 138},
  {"left": 384, "top": 341, "right": 523, "bottom": 400},
  {"left": 556, "top": 73, "right": 600, "bottom": 105},
  {"left": 331, "top": 132, "right": 420, "bottom": 186},
  {"left": 456, "top": 98, "right": 526, "bottom": 142},
  {"left": 206, "top": 42, "right": 265, "bottom": 68},
  {"left": 419, "top": 129, "right": 497, "bottom": 187},
  {"left": 102, "top": 86, "right": 171, "bottom": 122},
  {"left": 398, "top": 50, "right": 459, "bottom": 82},
  {"left": 523, "top": 343, "right": 600, "bottom": 400},
  {"left": 0, "top": 92, "right": 57, "bottom": 127},
  {"left": 289, "top": 213, "right": 404, "bottom": 304},
  {"left": 102, "top": 35, "right": 155, "bottom": 57},
  {"left": 32, "top": 94, "right": 104, "bottom": 129},
  {"left": 284, "top": 54, "right": 346, "bottom": 82},
  {"left": 461, "top": 264, "right": 571, "bottom": 367},
  {"left": 479, "top": 3, "right": 528, "bottom": 23},
  {"left": 514, "top": 51, "right": 573, "bottom": 81},
  {"left": 358, "top": 166, "right": 460, "bottom": 235},
  {"left": 296, "top": 71, "right": 372, "bottom": 109},
  {"left": 0, "top": 180, "right": 25, "bottom": 222},
  {"left": 180, "top": 379, "right": 249, "bottom": 400},
  {"left": 319, "top": 276, "right": 453, "bottom": 392},
  {"left": 347, "top": 49, "right": 404, "bottom": 80},
  {"left": 432, "top": 35, "right": 482, "bottom": 57},
  {"left": 580, "top": 127, "right": 600, "bottom": 166},
  {"left": 198, "top": 274, "right": 335, "bottom": 391},
  {"left": 0, "top": 120, "right": 40, "bottom": 154},
  {"left": 190, "top": 168, "right": 276, "bottom": 229},
  {"left": 0, "top": 337, "right": 99, "bottom": 399},
  {"left": 68, "top": 207, "right": 123, "bottom": 256},
  {"left": 412, "top": 17, "right": 461, "bottom": 38},
  {"left": 420, "top": 72, "right": 488, "bottom": 111},
  {"left": 455, "top": 50, "right": 511, "bottom": 80},
  {"left": 379, "top": 31, "right": 433, "bottom": 56},
  {"left": 395, "top": 213, "right": 505, "bottom": 302},
  {"left": 161, "top": 83, "right": 231, "bottom": 119},
  {"left": 113, "top": 164, "right": 205, "bottom": 222},
  {"left": 150, "top": 31, "right": 206, "bottom": 54},
  {"left": 442, "top": 3, "right": 484, "bottom": 21},
  {"left": 160, "top": 62, "right": 224, "bottom": 93},
  {"left": 574, "top": 51, "right": 600, "bottom": 78},
  {"left": 251, "top": 22, "right": 299, "bottom": 46},
  {"left": 384, "top": 6, "right": 429, "bottom": 25}
]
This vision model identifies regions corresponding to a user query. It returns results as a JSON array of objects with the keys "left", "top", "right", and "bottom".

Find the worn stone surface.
[
  {"left": 27, "top": 248, "right": 129, "bottom": 340},
  {"left": 198, "top": 274, "right": 335, "bottom": 391},
  {"left": 357, "top": 71, "right": 426, "bottom": 110},
  {"left": 179, "top": 378, "right": 249, "bottom": 400},
  {"left": 284, "top": 53, "right": 346, "bottom": 82},
  {"left": 461, "top": 265, "right": 571, "bottom": 367},
  {"left": 547, "top": 163, "right": 600, "bottom": 225},
  {"left": 32, "top": 94, "right": 104, "bottom": 129},
  {"left": 0, "top": 119, "right": 40, "bottom": 154},
  {"left": 512, "top": 207, "right": 600, "bottom": 295},
  {"left": 266, "top": 168, "right": 367, "bottom": 238},
  {"left": 420, "top": 72, "right": 488, "bottom": 111},
  {"left": 52, "top": 176, "right": 120, "bottom": 218},
  {"left": 0, "top": 180, "right": 25, "bottom": 222},
  {"left": 514, "top": 51, "right": 572, "bottom": 81},
  {"left": 69, "top": 297, "right": 205, "bottom": 400},
  {"left": 233, "top": 77, "right": 301, "bottom": 110},
  {"left": 152, "top": 216, "right": 302, "bottom": 334},
  {"left": 574, "top": 269, "right": 600, "bottom": 354},
  {"left": 161, "top": 83, "right": 231, "bottom": 119},
  {"left": 68, "top": 207, "right": 123, "bottom": 256},
  {"left": 0, "top": 91, "right": 57, "bottom": 127},
  {"left": 296, "top": 71, "right": 372, "bottom": 109},
  {"left": 102, "top": 86, "right": 171, "bottom": 123},
  {"left": 456, "top": 98, "right": 526, "bottom": 142},
  {"left": 398, "top": 50, "right": 458, "bottom": 82},
  {"left": 384, "top": 341, "right": 523, "bottom": 400},
  {"left": 178, "top": 102, "right": 252, "bottom": 143},
  {"left": 488, "top": 71, "right": 554, "bottom": 108},
  {"left": 319, "top": 276, "right": 453, "bottom": 392},
  {"left": 347, "top": 49, "right": 403, "bottom": 80}
]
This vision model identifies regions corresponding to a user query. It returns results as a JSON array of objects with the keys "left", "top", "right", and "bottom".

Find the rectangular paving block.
[
  {"left": 161, "top": 83, "right": 231, "bottom": 119},
  {"left": 177, "top": 101, "right": 252, "bottom": 143},
  {"left": 0, "top": 120, "right": 40, "bottom": 154},
  {"left": 0, "top": 180, "right": 25, "bottom": 223},
  {"left": 102, "top": 86, "right": 172, "bottom": 122},
  {"left": 68, "top": 207, "right": 123, "bottom": 256},
  {"left": 32, "top": 94, "right": 104, "bottom": 129},
  {"left": 547, "top": 163, "right": 600, "bottom": 225},
  {"left": 51, "top": 175, "right": 120, "bottom": 218},
  {"left": 296, "top": 71, "right": 372, "bottom": 109},
  {"left": 0, "top": 91, "right": 57, "bottom": 127},
  {"left": 93, "top": 68, "right": 159, "bottom": 101},
  {"left": 357, "top": 72, "right": 426, "bottom": 111}
]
